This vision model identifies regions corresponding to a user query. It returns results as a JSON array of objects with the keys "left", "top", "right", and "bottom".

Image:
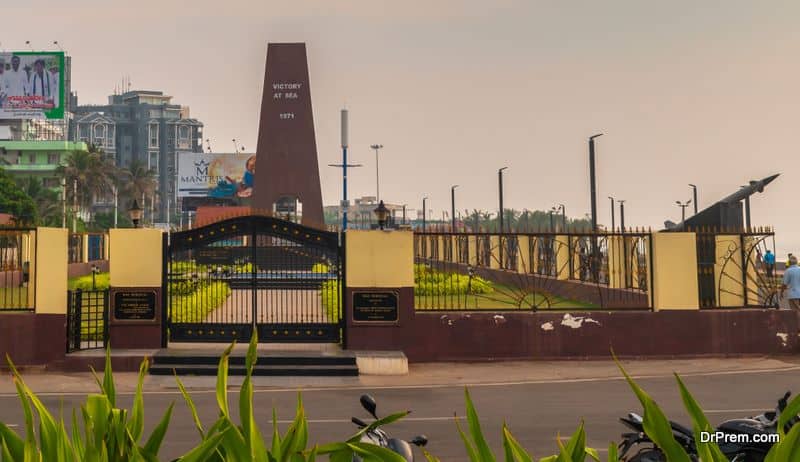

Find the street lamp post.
[
  {"left": 549, "top": 208, "right": 555, "bottom": 232},
  {"left": 498, "top": 167, "right": 508, "bottom": 268},
  {"left": 608, "top": 196, "right": 615, "bottom": 232},
  {"left": 422, "top": 196, "right": 428, "bottom": 232},
  {"left": 676, "top": 200, "right": 692, "bottom": 225},
  {"left": 328, "top": 109, "right": 362, "bottom": 232},
  {"left": 618, "top": 200, "right": 626, "bottom": 231},
  {"left": 402, "top": 204, "right": 407, "bottom": 225},
  {"left": 128, "top": 199, "right": 143, "bottom": 228},
  {"left": 498, "top": 167, "right": 508, "bottom": 233},
  {"left": 371, "top": 144, "right": 383, "bottom": 202},
  {"left": 450, "top": 185, "right": 458, "bottom": 232},
  {"left": 688, "top": 184, "right": 698, "bottom": 215},
  {"left": 588, "top": 134, "right": 603, "bottom": 231},
  {"left": 559, "top": 204, "right": 566, "bottom": 232}
]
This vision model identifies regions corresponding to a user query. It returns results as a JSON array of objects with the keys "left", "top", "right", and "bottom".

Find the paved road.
[
  {"left": 205, "top": 288, "right": 329, "bottom": 324},
  {"left": 2, "top": 367, "right": 799, "bottom": 460}
]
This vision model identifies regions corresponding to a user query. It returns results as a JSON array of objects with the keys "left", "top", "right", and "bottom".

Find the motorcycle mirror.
[
  {"left": 410, "top": 435, "right": 428, "bottom": 447},
  {"left": 360, "top": 394, "right": 378, "bottom": 419},
  {"left": 351, "top": 417, "right": 368, "bottom": 428}
]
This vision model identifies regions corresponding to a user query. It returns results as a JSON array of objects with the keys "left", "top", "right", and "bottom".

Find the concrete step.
[{"left": 149, "top": 363, "right": 359, "bottom": 377}]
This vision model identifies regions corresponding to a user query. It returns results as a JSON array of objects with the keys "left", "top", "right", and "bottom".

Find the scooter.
[
  {"left": 351, "top": 394, "right": 429, "bottom": 462},
  {"left": 618, "top": 391, "right": 797, "bottom": 462}
]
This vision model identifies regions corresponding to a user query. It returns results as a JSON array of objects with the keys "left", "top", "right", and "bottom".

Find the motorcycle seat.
[{"left": 670, "top": 420, "right": 694, "bottom": 438}]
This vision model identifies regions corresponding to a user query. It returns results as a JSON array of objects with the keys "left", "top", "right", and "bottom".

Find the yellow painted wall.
[
  {"left": 467, "top": 235, "right": 477, "bottom": 266},
  {"left": 517, "top": 236, "right": 530, "bottom": 273},
  {"left": 555, "top": 235, "right": 570, "bottom": 280},
  {"left": 109, "top": 229, "right": 163, "bottom": 287},
  {"left": 607, "top": 236, "right": 624, "bottom": 289},
  {"left": 651, "top": 232, "right": 699, "bottom": 310},
  {"left": 34, "top": 228, "right": 68, "bottom": 314},
  {"left": 346, "top": 230, "right": 414, "bottom": 287},
  {"left": 489, "top": 235, "right": 501, "bottom": 269}
]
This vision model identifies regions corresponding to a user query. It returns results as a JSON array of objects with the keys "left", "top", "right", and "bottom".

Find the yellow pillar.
[
  {"left": 651, "top": 232, "right": 699, "bottom": 310},
  {"left": 714, "top": 235, "right": 744, "bottom": 307},
  {"left": 517, "top": 235, "right": 530, "bottom": 273},
  {"left": 346, "top": 230, "right": 414, "bottom": 287},
  {"left": 109, "top": 229, "right": 163, "bottom": 287},
  {"left": 607, "top": 236, "right": 624, "bottom": 289},
  {"left": 34, "top": 228, "right": 68, "bottom": 314},
  {"left": 555, "top": 235, "right": 570, "bottom": 280},
  {"left": 103, "top": 233, "right": 110, "bottom": 260},
  {"left": 81, "top": 234, "right": 89, "bottom": 263},
  {"left": 467, "top": 235, "right": 477, "bottom": 266},
  {"left": 489, "top": 235, "right": 501, "bottom": 270}
]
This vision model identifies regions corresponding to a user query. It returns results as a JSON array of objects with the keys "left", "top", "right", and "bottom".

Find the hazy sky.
[{"left": 5, "top": 1, "right": 799, "bottom": 253}]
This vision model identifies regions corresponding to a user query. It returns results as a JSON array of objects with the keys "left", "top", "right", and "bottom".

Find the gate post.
[
  {"left": 108, "top": 228, "right": 164, "bottom": 349},
  {"left": 344, "top": 230, "right": 414, "bottom": 351}
]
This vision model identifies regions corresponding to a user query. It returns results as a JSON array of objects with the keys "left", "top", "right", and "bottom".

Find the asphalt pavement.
[{"left": 2, "top": 358, "right": 800, "bottom": 460}]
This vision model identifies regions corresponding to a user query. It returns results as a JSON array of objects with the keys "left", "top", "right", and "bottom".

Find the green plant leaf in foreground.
[
  {"left": 674, "top": 373, "right": 727, "bottom": 462},
  {"left": 614, "top": 354, "right": 692, "bottom": 462}
]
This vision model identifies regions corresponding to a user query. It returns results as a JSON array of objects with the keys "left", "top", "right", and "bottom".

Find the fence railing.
[
  {"left": 66, "top": 289, "right": 108, "bottom": 352},
  {"left": 413, "top": 231, "right": 651, "bottom": 310},
  {"left": 0, "top": 229, "right": 35, "bottom": 311}
]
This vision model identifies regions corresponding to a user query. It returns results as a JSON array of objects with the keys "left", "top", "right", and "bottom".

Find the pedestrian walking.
[
  {"left": 764, "top": 249, "right": 776, "bottom": 278},
  {"left": 781, "top": 255, "right": 800, "bottom": 310}
]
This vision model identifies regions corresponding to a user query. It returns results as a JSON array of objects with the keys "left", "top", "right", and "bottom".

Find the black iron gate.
[{"left": 164, "top": 215, "right": 343, "bottom": 343}]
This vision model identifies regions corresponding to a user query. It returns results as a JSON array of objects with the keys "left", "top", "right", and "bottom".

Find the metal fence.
[
  {"left": 692, "top": 227, "right": 778, "bottom": 309},
  {"left": 0, "top": 229, "right": 35, "bottom": 311},
  {"left": 413, "top": 231, "right": 652, "bottom": 310},
  {"left": 66, "top": 289, "right": 108, "bottom": 352}
]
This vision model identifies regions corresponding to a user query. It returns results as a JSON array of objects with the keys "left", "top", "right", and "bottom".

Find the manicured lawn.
[{"left": 414, "top": 283, "right": 596, "bottom": 310}]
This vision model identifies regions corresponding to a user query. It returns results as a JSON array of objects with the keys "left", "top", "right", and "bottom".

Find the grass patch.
[{"left": 69, "top": 272, "right": 110, "bottom": 290}]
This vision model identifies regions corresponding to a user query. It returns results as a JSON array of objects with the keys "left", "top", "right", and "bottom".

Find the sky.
[{"left": 4, "top": 0, "right": 800, "bottom": 254}]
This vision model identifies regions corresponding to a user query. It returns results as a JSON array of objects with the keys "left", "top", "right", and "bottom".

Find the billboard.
[
  {"left": 177, "top": 152, "right": 256, "bottom": 198},
  {"left": 0, "top": 52, "right": 65, "bottom": 119}
]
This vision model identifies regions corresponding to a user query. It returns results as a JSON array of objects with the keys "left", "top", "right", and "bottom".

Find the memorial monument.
[{"left": 252, "top": 42, "right": 325, "bottom": 228}]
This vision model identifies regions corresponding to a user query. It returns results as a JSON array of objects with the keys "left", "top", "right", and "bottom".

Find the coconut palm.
[
  {"left": 56, "top": 144, "right": 116, "bottom": 223},
  {"left": 118, "top": 159, "right": 157, "bottom": 220},
  {"left": 16, "top": 177, "right": 60, "bottom": 226}
]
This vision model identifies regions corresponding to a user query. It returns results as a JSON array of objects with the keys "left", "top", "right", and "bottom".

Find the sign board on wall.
[
  {"left": 352, "top": 291, "right": 399, "bottom": 324},
  {"left": 177, "top": 152, "right": 255, "bottom": 199},
  {"left": 0, "top": 52, "right": 65, "bottom": 119}
]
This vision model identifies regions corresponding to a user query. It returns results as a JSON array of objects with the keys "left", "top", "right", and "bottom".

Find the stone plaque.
[
  {"left": 196, "top": 247, "right": 232, "bottom": 265},
  {"left": 352, "top": 291, "right": 399, "bottom": 323},
  {"left": 113, "top": 290, "right": 157, "bottom": 321}
]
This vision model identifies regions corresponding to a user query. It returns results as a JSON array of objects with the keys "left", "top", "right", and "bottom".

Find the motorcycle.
[
  {"left": 351, "top": 394, "right": 429, "bottom": 462},
  {"left": 618, "top": 391, "right": 798, "bottom": 462}
]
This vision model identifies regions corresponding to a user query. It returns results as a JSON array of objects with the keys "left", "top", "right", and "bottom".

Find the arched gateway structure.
[{"left": 163, "top": 214, "right": 343, "bottom": 343}]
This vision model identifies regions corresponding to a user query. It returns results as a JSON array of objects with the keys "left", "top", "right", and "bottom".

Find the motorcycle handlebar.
[{"left": 352, "top": 417, "right": 368, "bottom": 428}]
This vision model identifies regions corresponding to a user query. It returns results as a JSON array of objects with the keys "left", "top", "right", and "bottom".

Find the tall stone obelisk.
[{"left": 252, "top": 43, "right": 324, "bottom": 228}]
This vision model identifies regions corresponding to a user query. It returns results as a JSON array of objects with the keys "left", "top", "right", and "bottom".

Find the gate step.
[
  {"left": 150, "top": 350, "right": 359, "bottom": 376},
  {"left": 149, "top": 363, "right": 359, "bottom": 377}
]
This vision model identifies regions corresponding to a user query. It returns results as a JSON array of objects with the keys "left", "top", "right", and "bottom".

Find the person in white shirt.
[
  {"left": 28, "top": 59, "right": 54, "bottom": 106},
  {"left": 47, "top": 62, "right": 59, "bottom": 108},
  {"left": 5, "top": 55, "right": 29, "bottom": 98},
  {"left": 0, "top": 58, "right": 8, "bottom": 106}
]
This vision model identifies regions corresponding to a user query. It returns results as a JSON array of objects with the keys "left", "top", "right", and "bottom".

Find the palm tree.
[
  {"left": 56, "top": 144, "right": 116, "bottom": 222},
  {"left": 118, "top": 159, "right": 157, "bottom": 221},
  {"left": 17, "top": 177, "right": 60, "bottom": 226}
]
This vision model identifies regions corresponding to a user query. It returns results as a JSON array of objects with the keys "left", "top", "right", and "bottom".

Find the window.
[
  {"left": 48, "top": 153, "right": 59, "bottom": 164},
  {"left": 178, "top": 125, "right": 189, "bottom": 140},
  {"left": 148, "top": 151, "right": 159, "bottom": 172},
  {"left": 79, "top": 125, "right": 89, "bottom": 139},
  {"left": 94, "top": 124, "right": 105, "bottom": 139},
  {"left": 28, "top": 154, "right": 36, "bottom": 164},
  {"left": 149, "top": 123, "right": 159, "bottom": 148}
]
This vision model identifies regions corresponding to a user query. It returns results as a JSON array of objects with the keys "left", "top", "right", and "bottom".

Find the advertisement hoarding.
[
  {"left": 177, "top": 152, "right": 256, "bottom": 198},
  {"left": 0, "top": 52, "right": 65, "bottom": 119}
]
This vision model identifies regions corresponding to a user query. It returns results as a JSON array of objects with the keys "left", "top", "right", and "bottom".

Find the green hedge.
[
  {"left": 414, "top": 264, "right": 494, "bottom": 296},
  {"left": 68, "top": 272, "right": 110, "bottom": 290},
  {"left": 169, "top": 280, "right": 231, "bottom": 323}
]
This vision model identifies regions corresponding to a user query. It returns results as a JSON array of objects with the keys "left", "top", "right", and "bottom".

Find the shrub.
[
  {"left": 312, "top": 262, "right": 329, "bottom": 273},
  {"left": 169, "top": 280, "right": 232, "bottom": 323},
  {"left": 414, "top": 264, "right": 495, "bottom": 296}
]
